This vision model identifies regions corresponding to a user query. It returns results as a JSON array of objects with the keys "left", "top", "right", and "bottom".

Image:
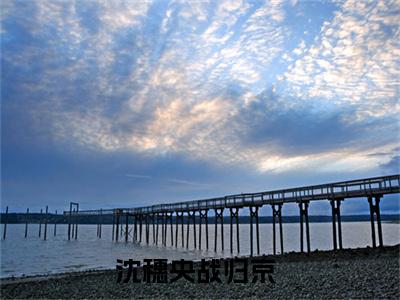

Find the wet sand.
[{"left": 1, "top": 245, "right": 399, "bottom": 299}]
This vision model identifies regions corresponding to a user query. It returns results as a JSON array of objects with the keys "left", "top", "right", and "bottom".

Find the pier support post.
[
  {"left": 25, "top": 208, "right": 29, "bottom": 238},
  {"left": 68, "top": 203, "right": 72, "bottom": 240},
  {"left": 146, "top": 214, "right": 150, "bottom": 245},
  {"left": 156, "top": 213, "right": 159, "bottom": 245},
  {"left": 145, "top": 214, "right": 150, "bottom": 244},
  {"left": 160, "top": 213, "right": 163, "bottom": 246},
  {"left": 272, "top": 204, "right": 284, "bottom": 255},
  {"left": 186, "top": 212, "right": 190, "bottom": 249},
  {"left": 298, "top": 201, "right": 310, "bottom": 254},
  {"left": 186, "top": 211, "right": 196, "bottom": 249},
  {"left": 205, "top": 210, "right": 209, "bottom": 250},
  {"left": 249, "top": 206, "right": 260, "bottom": 256},
  {"left": 198, "top": 209, "right": 209, "bottom": 250},
  {"left": 368, "top": 195, "right": 383, "bottom": 248},
  {"left": 161, "top": 212, "right": 165, "bottom": 246},
  {"left": 214, "top": 208, "right": 224, "bottom": 252},
  {"left": 125, "top": 213, "right": 129, "bottom": 243},
  {"left": 229, "top": 207, "right": 240, "bottom": 254},
  {"left": 112, "top": 210, "right": 115, "bottom": 241},
  {"left": 3, "top": 206, "right": 8, "bottom": 240},
  {"left": 151, "top": 213, "right": 155, "bottom": 244},
  {"left": 330, "top": 198, "right": 343, "bottom": 250},
  {"left": 44, "top": 205, "right": 48, "bottom": 241},
  {"left": 139, "top": 214, "right": 143, "bottom": 243},
  {"left": 192, "top": 211, "right": 196, "bottom": 249},
  {"left": 133, "top": 215, "right": 137, "bottom": 243},
  {"left": 39, "top": 208, "right": 43, "bottom": 238},
  {"left": 175, "top": 211, "right": 184, "bottom": 248},
  {"left": 71, "top": 209, "right": 75, "bottom": 239},
  {"left": 163, "top": 212, "right": 169, "bottom": 247},
  {"left": 169, "top": 212, "right": 174, "bottom": 246},
  {"left": 97, "top": 217, "right": 99, "bottom": 237},
  {"left": 74, "top": 203, "right": 79, "bottom": 240},
  {"left": 98, "top": 209, "right": 102, "bottom": 239},
  {"left": 174, "top": 212, "right": 179, "bottom": 247},
  {"left": 54, "top": 210, "right": 57, "bottom": 237},
  {"left": 230, "top": 208, "right": 233, "bottom": 254},
  {"left": 115, "top": 210, "right": 120, "bottom": 242},
  {"left": 181, "top": 212, "right": 184, "bottom": 247}
]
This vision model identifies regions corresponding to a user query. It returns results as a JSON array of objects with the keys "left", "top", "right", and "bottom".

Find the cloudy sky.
[{"left": 1, "top": 0, "right": 399, "bottom": 215}]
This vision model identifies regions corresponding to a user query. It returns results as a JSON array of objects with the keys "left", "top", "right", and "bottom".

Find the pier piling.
[
  {"left": 25, "top": 208, "right": 29, "bottom": 238},
  {"left": 97, "top": 209, "right": 102, "bottom": 239},
  {"left": 71, "top": 209, "right": 75, "bottom": 239},
  {"left": 68, "top": 203, "right": 72, "bottom": 240},
  {"left": 157, "top": 213, "right": 161, "bottom": 245},
  {"left": 229, "top": 207, "right": 240, "bottom": 253},
  {"left": 330, "top": 199, "right": 343, "bottom": 250},
  {"left": 249, "top": 206, "right": 260, "bottom": 256},
  {"left": 68, "top": 202, "right": 79, "bottom": 241},
  {"left": 44, "top": 205, "right": 48, "bottom": 241},
  {"left": 186, "top": 212, "right": 190, "bottom": 249},
  {"left": 3, "top": 206, "right": 8, "bottom": 240},
  {"left": 133, "top": 215, "right": 137, "bottom": 242},
  {"left": 152, "top": 213, "right": 155, "bottom": 244},
  {"left": 75, "top": 204, "right": 79, "bottom": 240},
  {"left": 299, "top": 201, "right": 310, "bottom": 254},
  {"left": 125, "top": 213, "right": 129, "bottom": 243},
  {"left": 174, "top": 212, "right": 179, "bottom": 247},
  {"left": 139, "top": 214, "right": 143, "bottom": 243},
  {"left": 54, "top": 210, "right": 57, "bottom": 237},
  {"left": 368, "top": 195, "right": 383, "bottom": 248},
  {"left": 156, "top": 213, "right": 159, "bottom": 245},
  {"left": 112, "top": 211, "right": 115, "bottom": 241},
  {"left": 115, "top": 210, "right": 120, "bottom": 242},
  {"left": 272, "top": 204, "right": 284, "bottom": 255},
  {"left": 199, "top": 210, "right": 207, "bottom": 250},
  {"left": 163, "top": 213, "right": 168, "bottom": 246},
  {"left": 169, "top": 212, "right": 174, "bottom": 246},
  {"left": 214, "top": 208, "right": 224, "bottom": 252},
  {"left": 39, "top": 208, "right": 43, "bottom": 238},
  {"left": 181, "top": 212, "right": 184, "bottom": 248},
  {"left": 145, "top": 214, "right": 149, "bottom": 244}
]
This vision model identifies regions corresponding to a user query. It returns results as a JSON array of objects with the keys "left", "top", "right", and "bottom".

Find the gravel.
[{"left": 1, "top": 245, "right": 399, "bottom": 299}]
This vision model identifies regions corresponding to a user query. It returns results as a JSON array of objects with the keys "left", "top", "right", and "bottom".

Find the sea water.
[{"left": 1, "top": 222, "right": 399, "bottom": 278}]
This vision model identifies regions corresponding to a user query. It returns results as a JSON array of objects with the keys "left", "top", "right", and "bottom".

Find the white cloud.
[
  {"left": 3, "top": 0, "right": 399, "bottom": 177},
  {"left": 283, "top": 0, "right": 400, "bottom": 120}
]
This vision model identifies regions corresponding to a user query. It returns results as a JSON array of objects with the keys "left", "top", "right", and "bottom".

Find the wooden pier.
[
  {"left": 2, "top": 174, "right": 399, "bottom": 256},
  {"left": 70, "top": 174, "right": 399, "bottom": 255}
]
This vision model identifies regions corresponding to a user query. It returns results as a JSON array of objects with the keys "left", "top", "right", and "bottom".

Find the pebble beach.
[{"left": 1, "top": 245, "right": 399, "bottom": 299}]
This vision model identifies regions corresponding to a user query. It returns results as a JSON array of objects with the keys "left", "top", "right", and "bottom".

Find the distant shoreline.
[{"left": 1, "top": 245, "right": 399, "bottom": 299}]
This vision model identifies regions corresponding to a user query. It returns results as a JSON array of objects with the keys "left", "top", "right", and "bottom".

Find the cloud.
[
  {"left": 1, "top": 0, "right": 399, "bottom": 178},
  {"left": 282, "top": 0, "right": 400, "bottom": 120},
  {"left": 166, "top": 178, "right": 214, "bottom": 189},
  {"left": 379, "top": 155, "right": 400, "bottom": 174},
  {"left": 125, "top": 174, "right": 152, "bottom": 179},
  {"left": 125, "top": 173, "right": 214, "bottom": 189}
]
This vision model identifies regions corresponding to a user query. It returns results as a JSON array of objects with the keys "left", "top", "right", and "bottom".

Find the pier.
[
  {"left": 2, "top": 174, "right": 399, "bottom": 256},
  {"left": 72, "top": 174, "right": 399, "bottom": 255}
]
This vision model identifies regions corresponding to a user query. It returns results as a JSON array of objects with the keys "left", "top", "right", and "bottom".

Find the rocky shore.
[{"left": 1, "top": 245, "right": 399, "bottom": 299}]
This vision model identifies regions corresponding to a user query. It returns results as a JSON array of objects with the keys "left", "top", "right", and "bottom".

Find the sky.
[{"left": 1, "top": 0, "right": 399, "bottom": 215}]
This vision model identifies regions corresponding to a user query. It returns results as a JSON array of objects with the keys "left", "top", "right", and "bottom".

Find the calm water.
[{"left": 1, "top": 222, "right": 399, "bottom": 278}]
